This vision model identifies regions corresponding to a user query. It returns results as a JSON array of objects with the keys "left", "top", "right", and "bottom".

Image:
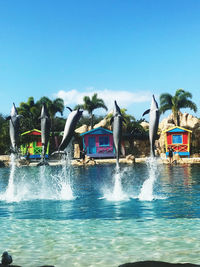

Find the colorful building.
[
  {"left": 20, "top": 129, "right": 49, "bottom": 159},
  {"left": 80, "top": 127, "right": 115, "bottom": 158},
  {"left": 163, "top": 126, "right": 192, "bottom": 157}
]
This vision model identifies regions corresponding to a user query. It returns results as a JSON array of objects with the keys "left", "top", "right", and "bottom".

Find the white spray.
[{"left": 139, "top": 157, "right": 158, "bottom": 201}]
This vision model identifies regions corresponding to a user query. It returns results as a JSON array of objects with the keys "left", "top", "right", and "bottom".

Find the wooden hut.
[
  {"left": 20, "top": 129, "right": 49, "bottom": 159},
  {"left": 80, "top": 127, "right": 115, "bottom": 158},
  {"left": 163, "top": 126, "right": 192, "bottom": 157}
]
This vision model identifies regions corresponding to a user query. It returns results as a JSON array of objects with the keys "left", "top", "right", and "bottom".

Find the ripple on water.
[
  {"left": 0, "top": 218, "right": 200, "bottom": 266},
  {"left": 0, "top": 164, "right": 200, "bottom": 266}
]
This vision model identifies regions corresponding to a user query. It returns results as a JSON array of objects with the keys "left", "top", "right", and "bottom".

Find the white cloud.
[{"left": 53, "top": 88, "right": 152, "bottom": 114}]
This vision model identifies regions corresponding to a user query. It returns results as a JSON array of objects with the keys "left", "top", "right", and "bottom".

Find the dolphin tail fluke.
[
  {"left": 150, "top": 145, "right": 155, "bottom": 158},
  {"left": 142, "top": 109, "right": 150, "bottom": 116},
  {"left": 150, "top": 151, "right": 155, "bottom": 158},
  {"left": 116, "top": 159, "right": 119, "bottom": 168},
  {"left": 37, "top": 159, "right": 49, "bottom": 166},
  {"left": 116, "top": 160, "right": 120, "bottom": 170},
  {"left": 10, "top": 147, "right": 19, "bottom": 155},
  {"left": 115, "top": 148, "right": 120, "bottom": 167},
  {"left": 51, "top": 150, "right": 67, "bottom": 156}
]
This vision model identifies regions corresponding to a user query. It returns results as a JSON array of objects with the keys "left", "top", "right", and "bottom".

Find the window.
[
  {"left": 172, "top": 134, "right": 182, "bottom": 144},
  {"left": 99, "top": 136, "right": 109, "bottom": 146}
]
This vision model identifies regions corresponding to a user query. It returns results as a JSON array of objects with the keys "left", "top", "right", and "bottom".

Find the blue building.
[
  {"left": 163, "top": 126, "right": 192, "bottom": 157},
  {"left": 80, "top": 127, "right": 115, "bottom": 158}
]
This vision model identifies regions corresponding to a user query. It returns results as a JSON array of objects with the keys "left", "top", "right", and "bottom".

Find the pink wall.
[{"left": 84, "top": 134, "right": 113, "bottom": 152}]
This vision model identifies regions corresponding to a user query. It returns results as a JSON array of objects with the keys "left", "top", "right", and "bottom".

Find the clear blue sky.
[{"left": 0, "top": 0, "right": 200, "bottom": 120}]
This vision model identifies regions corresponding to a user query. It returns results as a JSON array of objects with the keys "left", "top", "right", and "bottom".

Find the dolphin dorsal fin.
[
  {"left": 142, "top": 109, "right": 150, "bottom": 116},
  {"left": 66, "top": 107, "right": 73, "bottom": 112},
  {"left": 17, "top": 115, "right": 23, "bottom": 119}
]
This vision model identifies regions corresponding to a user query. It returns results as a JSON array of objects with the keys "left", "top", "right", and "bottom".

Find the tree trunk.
[
  {"left": 50, "top": 117, "right": 56, "bottom": 152},
  {"left": 128, "top": 138, "right": 134, "bottom": 154},
  {"left": 90, "top": 113, "right": 94, "bottom": 129},
  {"left": 173, "top": 111, "right": 180, "bottom": 126}
]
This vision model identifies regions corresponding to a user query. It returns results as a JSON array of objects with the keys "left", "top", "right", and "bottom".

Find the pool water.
[{"left": 0, "top": 161, "right": 200, "bottom": 266}]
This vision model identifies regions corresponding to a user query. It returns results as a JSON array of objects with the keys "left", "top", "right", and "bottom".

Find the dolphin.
[
  {"left": 110, "top": 101, "right": 125, "bottom": 167},
  {"left": 142, "top": 95, "right": 159, "bottom": 157},
  {"left": 52, "top": 107, "right": 83, "bottom": 155},
  {"left": 6, "top": 103, "right": 22, "bottom": 153},
  {"left": 37, "top": 103, "right": 51, "bottom": 166}
]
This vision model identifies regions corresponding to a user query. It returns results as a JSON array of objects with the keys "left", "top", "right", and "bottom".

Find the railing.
[
  {"left": 168, "top": 145, "right": 188, "bottom": 152},
  {"left": 34, "top": 147, "right": 42, "bottom": 155},
  {"left": 97, "top": 147, "right": 113, "bottom": 154}
]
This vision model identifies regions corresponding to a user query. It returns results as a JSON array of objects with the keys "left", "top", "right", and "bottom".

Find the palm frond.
[
  {"left": 175, "top": 89, "right": 185, "bottom": 97},
  {"left": 159, "top": 93, "right": 172, "bottom": 106},
  {"left": 179, "top": 100, "right": 197, "bottom": 113},
  {"left": 179, "top": 91, "right": 192, "bottom": 99},
  {"left": 159, "top": 104, "right": 172, "bottom": 114},
  {"left": 27, "top": 97, "right": 35, "bottom": 107}
]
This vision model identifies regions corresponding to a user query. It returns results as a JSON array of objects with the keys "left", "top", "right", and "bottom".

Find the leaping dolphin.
[
  {"left": 52, "top": 107, "right": 83, "bottom": 155},
  {"left": 110, "top": 101, "right": 125, "bottom": 167},
  {"left": 37, "top": 103, "right": 51, "bottom": 166},
  {"left": 142, "top": 95, "right": 159, "bottom": 157},
  {"left": 6, "top": 103, "right": 22, "bottom": 153}
]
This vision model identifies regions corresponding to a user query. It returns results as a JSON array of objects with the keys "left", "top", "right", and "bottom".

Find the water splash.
[
  {"left": 38, "top": 165, "right": 53, "bottom": 199},
  {"left": 103, "top": 165, "right": 129, "bottom": 201},
  {"left": 33, "top": 154, "right": 75, "bottom": 201},
  {"left": 37, "top": 148, "right": 75, "bottom": 200},
  {"left": 0, "top": 146, "right": 75, "bottom": 201},
  {"left": 138, "top": 157, "right": 159, "bottom": 201},
  {"left": 58, "top": 159, "right": 75, "bottom": 200},
  {"left": 57, "top": 143, "right": 75, "bottom": 200},
  {"left": 3, "top": 153, "right": 17, "bottom": 202}
]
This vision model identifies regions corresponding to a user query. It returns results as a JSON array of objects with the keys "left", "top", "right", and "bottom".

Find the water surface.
[{"left": 0, "top": 161, "right": 200, "bottom": 266}]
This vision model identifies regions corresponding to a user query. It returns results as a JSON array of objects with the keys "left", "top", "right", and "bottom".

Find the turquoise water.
[{"left": 0, "top": 161, "right": 200, "bottom": 266}]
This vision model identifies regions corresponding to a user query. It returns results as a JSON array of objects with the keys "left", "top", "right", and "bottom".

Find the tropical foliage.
[
  {"left": 38, "top": 97, "right": 64, "bottom": 120},
  {"left": 0, "top": 96, "right": 65, "bottom": 154},
  {"left": 18, "top": 97, "right": 40, "bottom": 131},
  {"left": 37, "top": 97, "right": 65, "bottom": 147},
  {"left": 0, "top": 114, "right": 10, "bottom": 154},
  {"left": 77, "top": 115, "right": 105, "bottom": 129},
  {"left": 160, "top": 89, "right": 197, "bottom": 126},
  {"left": 18, "top": 96, "right": 63, "bottom": 128},
  {"left": 18, "top": 96, "right": 64, "bottom": 151},
  {"left": 18, "top": 96, "right": 65, "bottom": 132},
  {"left": 75, "top": 93, "right": 108, "bottom": 128},
  {"left": 0, "top": 89, "right": 198, "bottom": 156}
]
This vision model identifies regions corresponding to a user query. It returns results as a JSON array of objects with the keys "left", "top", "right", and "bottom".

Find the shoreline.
[{"left": 1, "top": 155, "right": 200, "bottom": 167}]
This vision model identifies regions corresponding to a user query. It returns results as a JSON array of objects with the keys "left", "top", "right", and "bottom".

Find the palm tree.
[
  {"left": 0, "top": 114, "right": 10, "bottom": 154},
  {"left": 160, "top": 89, "right": 197, "bottom": 126},
  {"left": 18, "top": 97, "right": 40, "bottom": 130},
  {"left": 37, "top": 97, "right": 64, "bottom": 119},
  {"left": 76, "top": 93, "right": 108, "bottom": 128},
  {"left": 18, "top": 96, "right": 65, "bottom": 132}
]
